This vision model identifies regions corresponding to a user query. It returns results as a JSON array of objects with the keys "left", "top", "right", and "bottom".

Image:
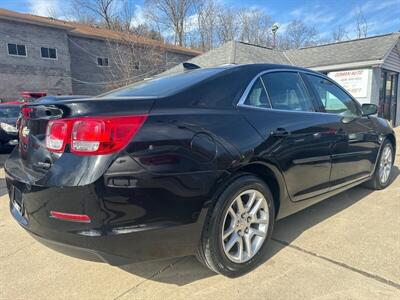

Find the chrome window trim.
[
  {"left": 236, "top": 68, "right": 362, "bottom": 116},
  {"left": 259, "top": 76, "right": 272, "bottom": 108},
  {"left": 237, "top": 68, "right": 317, "bottom": 112}
]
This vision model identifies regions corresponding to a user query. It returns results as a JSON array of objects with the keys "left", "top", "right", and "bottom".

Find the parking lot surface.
[{"left": 1, "top": 129, "right": 399, "bottom": 300}]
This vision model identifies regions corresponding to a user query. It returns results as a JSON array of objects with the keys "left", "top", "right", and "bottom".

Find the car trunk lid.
[{"left": 10, "top": 97, "right": 155, "bottom": 183}]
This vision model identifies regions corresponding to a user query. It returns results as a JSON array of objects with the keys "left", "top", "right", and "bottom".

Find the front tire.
[
  {"left": 365, "top": 139, "right": 394, "bottom": 190},
  {"left": 197, "top": 174, "right": 275, "bottom": 277}
]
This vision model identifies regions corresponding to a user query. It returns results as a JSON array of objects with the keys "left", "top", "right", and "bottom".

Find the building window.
[
  {"left": 97, "top": 57, "right": 109, "bottom": 66},
  {"left": 41, "top": 47, "right": 57, "bottom": 59},
  {"left": 8, "top": 43, "right": 26, "bottom": 56}
]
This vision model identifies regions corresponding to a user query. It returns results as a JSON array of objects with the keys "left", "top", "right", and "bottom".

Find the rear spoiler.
[{"left": 183, "top": 62, "right": 201, "bottom": 71}]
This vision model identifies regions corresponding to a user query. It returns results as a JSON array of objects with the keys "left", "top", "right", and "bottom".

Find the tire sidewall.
[{"left": 206, "top": 175, "right": 275, "bottom": 277}]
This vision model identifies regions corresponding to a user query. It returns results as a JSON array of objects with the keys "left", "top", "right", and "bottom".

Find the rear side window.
[
  {"left": 262, "top": 72, "right": 314, "bottom": 112},
  {"left": 100, "top": 68, "right": 224, "bottom": 98},
  {"left": 306, "top": 74, "right": 360, "bottom": 116},
  {"left": 244, "top": 78, "right": 270, "bottom": 108}
]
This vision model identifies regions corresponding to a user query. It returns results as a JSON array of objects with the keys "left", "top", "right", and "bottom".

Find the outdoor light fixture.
[{"left": 272, "top": 23, "right": 280, "bottom": 48}]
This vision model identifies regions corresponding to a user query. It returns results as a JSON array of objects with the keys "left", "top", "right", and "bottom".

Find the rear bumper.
[{"left": 6, "top": 170, "right": 216, "bottom": 264}]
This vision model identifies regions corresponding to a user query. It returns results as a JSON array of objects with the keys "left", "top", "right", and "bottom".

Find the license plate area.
[{"left": 11, "top": 186, "right": 23, "bottom": 215}]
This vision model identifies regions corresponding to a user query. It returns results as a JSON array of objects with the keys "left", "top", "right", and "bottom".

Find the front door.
[
  {"left": 239, "top": 71, "right": 340, "bottom": 201},
  {"left": 379, "top": 70, "right": 398, "bottom": 126},
  {"left": 305, "top": 74, "right": 380, "bottom": 188}
]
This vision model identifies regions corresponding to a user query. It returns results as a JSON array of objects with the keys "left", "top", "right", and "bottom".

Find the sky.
[{"left": 1, "top": 0, "right": 399, "bottom": 39}]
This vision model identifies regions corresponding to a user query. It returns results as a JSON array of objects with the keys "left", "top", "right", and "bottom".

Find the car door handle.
[{"left": 271, "top": 128, "right": 290, "bottom": 137}]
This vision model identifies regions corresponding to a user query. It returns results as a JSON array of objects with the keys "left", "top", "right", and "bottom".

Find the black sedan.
[
  {"left": 0, "top": 104, "right": 20, "bottom": 148},
  {"left": 6, "top": 64, "right": 395, "bottom": 277}
]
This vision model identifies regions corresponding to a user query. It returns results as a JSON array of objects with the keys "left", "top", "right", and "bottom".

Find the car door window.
[
  {"left": 244, "top": 78, "right": 271, "bottom": 108},
  {"left": 262, "top": 72, "right": 314, "bottom": 112},
  {"left": 306, "top": 74, "right": 360, "bottom": 117}
]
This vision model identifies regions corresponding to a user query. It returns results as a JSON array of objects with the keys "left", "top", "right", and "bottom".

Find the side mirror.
[{"left": 361, "top": 103, "right": 377, "bottom": 116}]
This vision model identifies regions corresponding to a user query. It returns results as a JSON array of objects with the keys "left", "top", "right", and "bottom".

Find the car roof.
[{"left": 218, "top": 63, "right": 319, "bottom": 74}]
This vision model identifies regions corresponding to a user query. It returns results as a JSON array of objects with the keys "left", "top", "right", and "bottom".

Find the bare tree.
[
  {"left": 195, "top": 0, "right": 219, "bottom": 51},
  {"left": 354, "top": 7, "right": 368, "bottom": 38},
  {"left": 237, "top": 8, "right": 272, "bottom": 47},
  {"left": 279, "top": 20, "right": 318, "bottom": 49},
  {"left": 144, "top": 0, "right": 197, "bottom": 46},
  {"left": 118, "top": 0, "right": 136, "bottom": 32},
  {"left": 132, "top": 24, "right": 163, "bottom": 41},
  {"left": 68, "top": 1, "right": 97, "bottom": 24},
  {"left": 216, "top": 7, "right": 239, "bottom": 45},
  {"left": 71, "top": 0, "right": 118, "bottom": 29},
  {"left": 105, "top": 36, "right": 166, "bottom": 90},
  {"left": 332, "top": 25, "right": 349, "bottom": 42}
]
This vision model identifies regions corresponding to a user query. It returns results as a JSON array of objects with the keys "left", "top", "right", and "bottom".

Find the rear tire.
[
  {"left": 365, "top": 139, "right": 394, "bottom": 190},
  {"left": 196, "top": 174, "right": 275, "bottom": 277}
]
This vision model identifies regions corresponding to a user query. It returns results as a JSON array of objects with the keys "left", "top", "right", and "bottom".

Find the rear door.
[
  {"left": 238, "top": 70, "right": 341, "bottom": 201},
  {"left": 305, "top": 74, "right": 380, "bottom": 188}
]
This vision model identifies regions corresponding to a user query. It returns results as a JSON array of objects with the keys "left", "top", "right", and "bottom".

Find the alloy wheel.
[
  {"left": 379, "top": 144, "right": 393, "bottom": 184},
  {"left": 222, "top": 189, "right": 269, "bottom": 263}
]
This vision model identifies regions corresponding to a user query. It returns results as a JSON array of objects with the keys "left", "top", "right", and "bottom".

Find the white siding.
[{"left": 382, "top": 43, "right": 400, "bottom": 72}]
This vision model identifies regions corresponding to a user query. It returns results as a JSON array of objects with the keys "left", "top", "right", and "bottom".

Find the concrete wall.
[
  {"left": 68, "top": 36, "right": 116, "bottom": 96},
  {"left": 69, "top": 36, "right": 195, "bottom": 96},
  {"left": 165, "top": 51, "right": 194, "bottom": 69},
  {"left": 0, "top": 19, "right": 72, "bottom": 101}
]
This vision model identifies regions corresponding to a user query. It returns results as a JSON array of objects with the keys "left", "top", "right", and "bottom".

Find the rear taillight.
[
  {"left": 46, "top": 120, "right": 70, "bottom": 152},
  {"left": 45, "top": 115, "right": 147, "bottom": 155}
]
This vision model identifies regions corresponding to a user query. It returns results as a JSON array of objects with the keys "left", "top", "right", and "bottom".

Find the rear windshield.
[
  {"left": 0, "top": 106, "right": 20, "bottom": 118},
  {"left": 99, "top": 68, "right": 224, "bottom": 98}
]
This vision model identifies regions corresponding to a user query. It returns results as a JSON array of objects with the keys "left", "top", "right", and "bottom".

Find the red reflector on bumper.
[{"left": 50, "top": 211, "right": 91, "bottom": 223}]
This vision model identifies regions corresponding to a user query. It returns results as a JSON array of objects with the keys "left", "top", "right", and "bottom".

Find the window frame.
[
  {"left": 40, "top": 47, "right": 58, "bottom": 60},
  {"left": 97, "top": 57, "right": 109, "bottom": 67},
  {"left": 237, "top": 69, "right": 319, "bottom": 113},
  {"left": 303, "top": 72, "right": 362, "bottom": 117},
  {"left": 244, "top": 77, "right": 272, "bottom": 108},
  {"left": 7, "top": 42, "right": 27, "bottom": 57}
]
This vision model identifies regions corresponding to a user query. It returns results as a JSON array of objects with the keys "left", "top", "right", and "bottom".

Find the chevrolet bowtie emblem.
[{"left": 21, "top": 126, "right": 30, "bottom": 137}]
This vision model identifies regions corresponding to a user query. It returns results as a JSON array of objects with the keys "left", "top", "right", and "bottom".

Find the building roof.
[
  {"left": 285, "top": 33, "right": 400, "bottom": 69},
  {"left": 0, "top": 8, "right": 202, "bottom": 56},
  {"left": 163, "top": 33, "right": 400, "bottom": 74},
  {"left": 162, "top": 41, "right": 289, "bottom": 74}
]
